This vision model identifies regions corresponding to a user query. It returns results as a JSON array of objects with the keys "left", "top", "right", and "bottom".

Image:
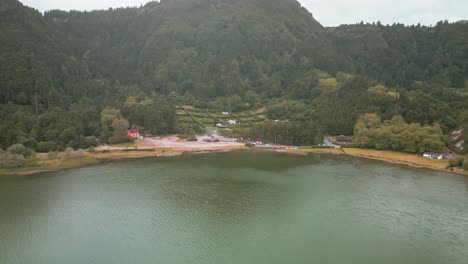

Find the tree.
[
  {"left": 109, "top": 118, "right": 129, "bottom": 144},
  {"left": 37, "top": 141, "right": 57, "bottom": 153},
  {"left": 354, "top": 114, "right": 446, "bottom": 153},
  {"left": 100, "top": 108, "right": 123, "bottom": 142}
]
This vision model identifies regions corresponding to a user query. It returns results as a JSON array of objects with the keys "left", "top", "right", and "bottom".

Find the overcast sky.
[{"left": 20, "top": 0, "right": 468, "bottom": 26}]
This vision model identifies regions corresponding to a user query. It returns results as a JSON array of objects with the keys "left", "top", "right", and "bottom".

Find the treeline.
[
  {"left": 266, "top": 75, "right": 468, "bottom": 136},
  {"left": 354, "top": 114, "right": 446, "bottom": 153},
  {"left": 247, "top": 121, "right": 323, "bottom": 146},
  {"left": 0, "top": 93, "right": 178, "bottom": 153},
  {"left": 328, "top": 21, "right": 468, "bottom": 89}
]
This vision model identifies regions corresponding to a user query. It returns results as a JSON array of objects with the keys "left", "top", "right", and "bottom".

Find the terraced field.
[{"left": 176, "top": 105, "right": 266, "bottom": 130}]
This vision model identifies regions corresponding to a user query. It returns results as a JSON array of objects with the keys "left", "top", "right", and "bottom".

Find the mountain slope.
[
  {"left": 42, "top": 0, "right": 330, "bottom": 98},
  {"left": 328, "top": 21, "right": 468, "bottom": 88}
]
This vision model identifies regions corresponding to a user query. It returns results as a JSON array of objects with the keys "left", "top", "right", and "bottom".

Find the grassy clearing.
[
  {"left": 314, "top": 69, "right": 332, "bottom": 79},
  {"left": 319, "top": 78, "right": 338, "bottom": 90}
]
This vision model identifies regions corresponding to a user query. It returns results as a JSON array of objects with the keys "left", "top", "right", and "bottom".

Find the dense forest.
[{"left": 0, "top": 0, "right": 467, "bottom": 159}]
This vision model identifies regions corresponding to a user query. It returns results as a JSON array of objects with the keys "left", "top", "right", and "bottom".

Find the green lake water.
[{"left": 0, "top": 153, "right": 467, "bottom": 264}]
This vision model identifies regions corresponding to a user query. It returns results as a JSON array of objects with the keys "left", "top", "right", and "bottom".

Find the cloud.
[
  {"left": 20, "top": 0, "right": 468, "bottom": 26},
  {"left": 301, "top": 0, "right": 468, "bottom": 26}
]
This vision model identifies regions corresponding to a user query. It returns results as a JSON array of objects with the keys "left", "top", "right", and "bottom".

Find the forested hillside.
[
  {"left": 328, "top": 21, "right": 468, "bottom": 88},
  {"left": 0, "top": 0, "right": 467, "bottom": 157}
]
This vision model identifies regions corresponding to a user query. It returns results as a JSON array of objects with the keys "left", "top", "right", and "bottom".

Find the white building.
[
  {"left": 228, "top": 120, "right": 237, "bottom": 125},
  {"left": 423, "top": 152, "right": 443, "bottom": 160},
  {"left": 216, "top": 123, "right": 228, "bottom": 128}
]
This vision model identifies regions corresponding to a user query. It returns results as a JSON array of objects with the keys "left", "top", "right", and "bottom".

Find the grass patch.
[
  {"left": 109, "top": 142, "right": 135, "bottom": 148},
  {"left": 343, "top": 148, "right": 449, "bottom": 170},
  {"left": 319, "top": 78, "right": 338, "bottom": 90}
]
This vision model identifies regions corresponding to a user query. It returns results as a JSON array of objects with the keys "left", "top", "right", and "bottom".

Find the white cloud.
[
  {"left": 301, "top": 0, "right": 468, "bottom": 26},
  {"left": 19, "top": 0, "right": 468, "bottom": 26}
]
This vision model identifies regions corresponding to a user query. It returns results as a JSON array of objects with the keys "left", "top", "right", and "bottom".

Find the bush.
[
  {"left": 463, "top": 159, "right": 468, "bottom": 170},
  {"left": 0, "top": 151, "right": 25, "bottom": 168},
  {"left": 65, "top": 147, "right": 74, "bottom": 157},
  {"left": 187, "top": 136, "right": 198, "bottom": 142},
  {"left": 86, "top": 136, "right": 98, "bottom": 147},
  {"left": 7, "top": 144, "right": 33, "bottom": 157},
  {"left": 69, "top": 149, "right": 86, "bottom": 158},
  {"left": 37, "top": 141, "right": 57, "bottom": 153},
  {"left": 63, "top": 147, "right": 86, "bottom": 158},
  {"left": 449, "top": 157, "right": 464, "bottom": 168}
]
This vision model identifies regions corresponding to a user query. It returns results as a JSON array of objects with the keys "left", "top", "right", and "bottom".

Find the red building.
[{"left": 127, "top": 129, "right": 140, "bottom": 138}]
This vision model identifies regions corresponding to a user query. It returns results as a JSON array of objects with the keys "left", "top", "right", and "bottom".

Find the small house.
[
  {"left": 222, "top": 112, "right": 229, "bottom": 115},
  {"left": 228, "top": 120, "right": 237, "bottom": 125},
  {"left": 127, "top": 129, "right": 140, "bottom": 138},
  {"left": 336, "top": 135, "right": 354, "bottom": 142},
  {"left": 216, "top": 123, "right": 228, "bottom": 128},
  {"left": 423, "top": 152, "right": 444, "bottom": 160}
]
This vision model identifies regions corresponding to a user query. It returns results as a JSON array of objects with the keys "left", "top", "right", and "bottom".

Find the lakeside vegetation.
[
  {"left": 353, "top": 114, "right": 446, "bottom": 153},
  {"left": 1, "top": 146, "right": 466, "bottom": 177}
]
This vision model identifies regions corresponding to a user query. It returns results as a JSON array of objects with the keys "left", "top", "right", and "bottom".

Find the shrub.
[
  {"left": 65, "top": 147, "right": 74, "bottom": 157},
  {"left": 463, "top": 159, "right": 468, "bottom": 170},
  {"left": 83, "top": 136, "right": 98, "bottom": 148},
  {"left": 63, "top": 147, "right": 86, "bottom": 158},
  {"left": 69, "top": 149, "right": 86, "bottom": 158},
  {"left": 7, "top": 144, "right": 33, "bottom": 157},
  {"left": 187, "top": 136, "right": 198, "bottom": 142},
  {"left": 448, "top": 157, "right": 464, "bottom": 168},
  {"left": 0, "top": 152, "right": 25, "bottom": 168}
]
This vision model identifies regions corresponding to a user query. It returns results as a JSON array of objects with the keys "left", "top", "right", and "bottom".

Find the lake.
[{"left": 1, "top": 153, "right": 467, "bottom": 264}]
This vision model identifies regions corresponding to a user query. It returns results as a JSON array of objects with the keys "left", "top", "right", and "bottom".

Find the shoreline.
[
  {"left": 340, "top": 148, "right": 465, "bottom": 175},
  {"left": 0, "top": 146, "right": 245, "bottom": 176},
  {"left": 1, "top": 146, "right": 466, "bottom": 177}
]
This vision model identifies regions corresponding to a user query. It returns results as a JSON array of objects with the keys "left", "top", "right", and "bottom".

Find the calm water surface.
[{"left": 0, "top": 153, "right": 467, "bottom": 264}]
